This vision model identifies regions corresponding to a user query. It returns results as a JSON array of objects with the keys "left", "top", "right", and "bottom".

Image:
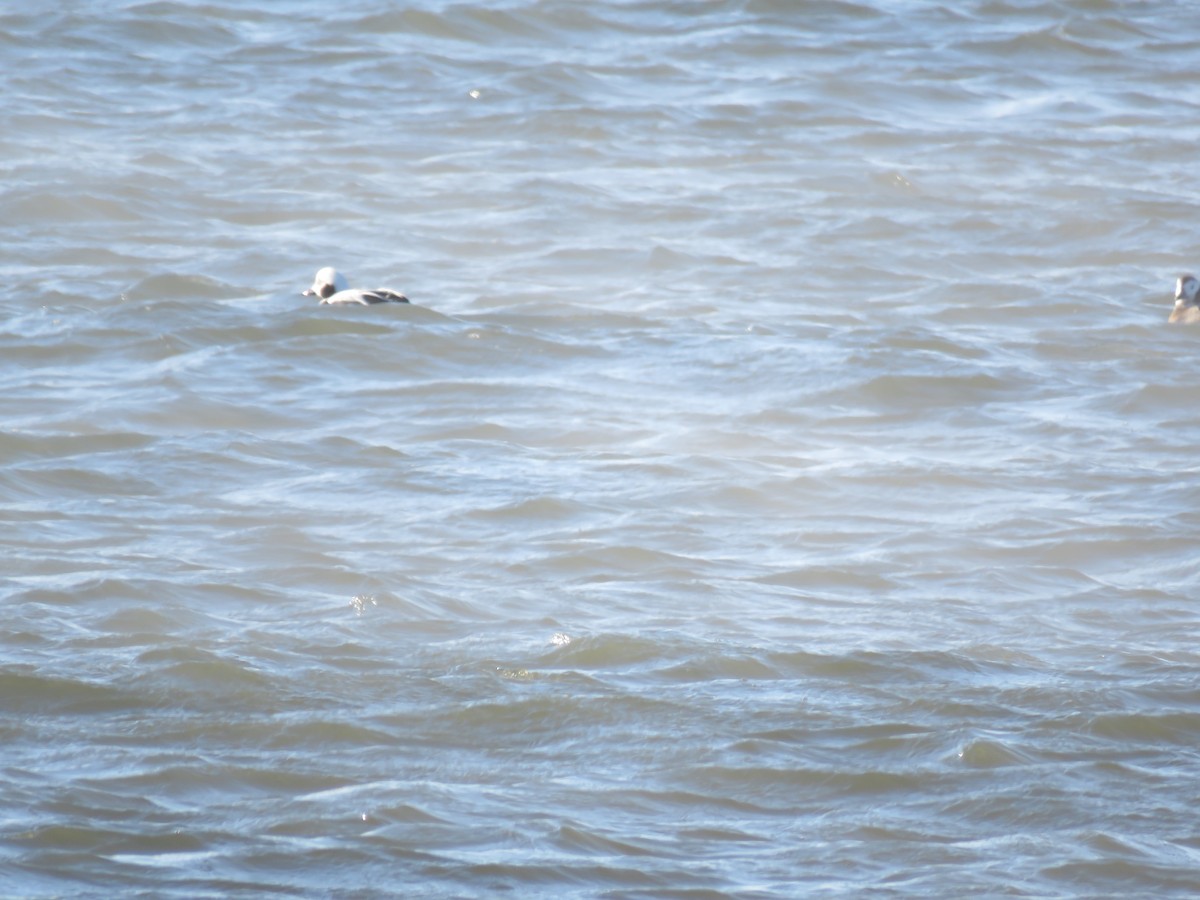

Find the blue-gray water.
[{"left": 3, "top": 2, "right": 1200, "bottom": 897}]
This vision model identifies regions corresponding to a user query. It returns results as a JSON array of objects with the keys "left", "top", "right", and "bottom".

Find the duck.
[
  {"left": 302, "top": 267, "right": 409, "bottom": 305},
  {"left": 1169, "top": 274, "right": 1200, "bottom": 324}
]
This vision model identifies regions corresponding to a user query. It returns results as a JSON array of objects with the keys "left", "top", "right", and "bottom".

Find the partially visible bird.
[{"left": 1169, "top": 274, "right": 1200, "bottom": 324}]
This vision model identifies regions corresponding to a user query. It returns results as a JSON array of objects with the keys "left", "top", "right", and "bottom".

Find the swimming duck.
[
  {"left": 1169, "top": 274, "right": 1200, "bottom": 324},
  {"left": 302, "top": 267, "right": 409, "bottom": 305}
]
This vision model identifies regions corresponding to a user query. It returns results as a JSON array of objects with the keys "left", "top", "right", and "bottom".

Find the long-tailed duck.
[
  {"left": 1169, "top": 274, "right": 1200, "bottom": 324},
  {"left": 302, "top": 267, "right": 409, "bottom": 305}
]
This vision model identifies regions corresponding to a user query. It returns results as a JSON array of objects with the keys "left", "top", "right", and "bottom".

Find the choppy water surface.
[{"left": 3, "top": 1, "right": 1200, "bottom": 896}]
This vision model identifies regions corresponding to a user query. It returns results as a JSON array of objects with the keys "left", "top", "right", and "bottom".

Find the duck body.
[
  {"left": 302, "top": 267, "right": 409, "bottom": 305},
  {"left": 1169, "top": 274, "right": 1200, "bottom": 324}
]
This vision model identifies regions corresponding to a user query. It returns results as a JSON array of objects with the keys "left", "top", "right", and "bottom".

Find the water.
[{"left": 3, "top": 1, "right": 1200, "bottom": 896}]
